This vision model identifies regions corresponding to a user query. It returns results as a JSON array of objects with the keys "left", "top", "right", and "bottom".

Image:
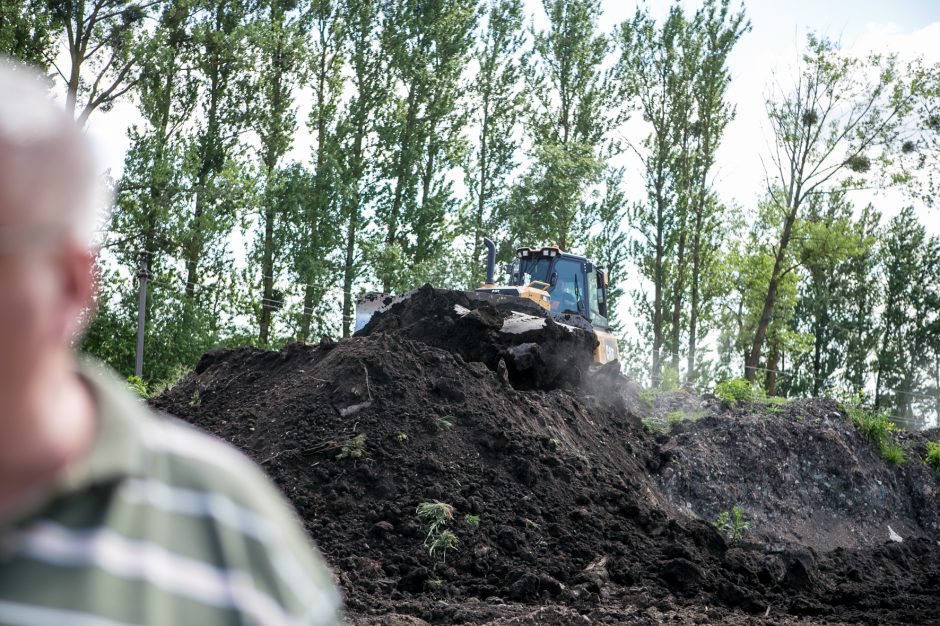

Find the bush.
[
  {"left": 714, "top": 378, "right": 763, "bottom": 407},
  {"left": 126, "top": 375, "right": 148, "bottom": 398},
  {"left": 713, "top": 505, "right": 750, "bottom": 542},
  {"left": 925, "top": 441, "right": 940, "bottom": 477},
  {"left": 882, "top": 442, "right": 906, "bottom": 466},
  {"left": 843, "top": 400, "right": 905, "bottom": 466}
]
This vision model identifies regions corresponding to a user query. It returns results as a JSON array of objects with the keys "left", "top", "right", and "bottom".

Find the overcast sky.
[{"left": 83, "top": 0, "right": 940, "bottom": 230}]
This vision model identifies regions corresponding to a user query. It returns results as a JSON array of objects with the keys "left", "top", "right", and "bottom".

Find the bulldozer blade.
[{"left": 355, "top": 292, "right": 410, "bottom": 333}]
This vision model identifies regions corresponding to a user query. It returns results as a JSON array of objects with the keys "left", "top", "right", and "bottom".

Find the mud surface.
[{"left": 152, "top": 292, "right": 940, "bottom": 625}]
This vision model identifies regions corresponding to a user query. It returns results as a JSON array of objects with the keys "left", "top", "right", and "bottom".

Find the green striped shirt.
[{"left": 0, "top": 359, "right": 343, "bottom": 626}]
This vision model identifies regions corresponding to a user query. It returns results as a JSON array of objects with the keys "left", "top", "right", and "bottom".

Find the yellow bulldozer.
[
  {"left": 355, "top": 237, "right": 619, "bottom": 366},
  {"left": 475, "top": 237, "right": 619, "bottom": 365}
]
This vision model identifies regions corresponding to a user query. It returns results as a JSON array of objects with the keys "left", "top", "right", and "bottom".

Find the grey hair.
[{"left": 0, "top": 57, "right": 109, "bottom": 246}]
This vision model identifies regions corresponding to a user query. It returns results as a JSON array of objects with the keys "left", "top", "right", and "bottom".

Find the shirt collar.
[{"left": 0, "top": 358, "right": 150, "bottom": 529}]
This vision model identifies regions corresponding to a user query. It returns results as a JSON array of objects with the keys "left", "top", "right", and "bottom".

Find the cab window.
[{"left": 549, "top": 259, "right": 583, "bottom": 314}]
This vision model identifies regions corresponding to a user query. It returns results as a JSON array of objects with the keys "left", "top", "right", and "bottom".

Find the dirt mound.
[
  {"left": 151, "top": 308, "right": 940, "bottom": 624},
  {"left": 356, "top": 285, "right": 598, "bottom": 390},
  {"left": 656, "top": 399, "right": 940, "bottom": 551}
]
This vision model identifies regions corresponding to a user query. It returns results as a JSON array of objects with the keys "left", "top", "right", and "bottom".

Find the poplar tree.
[
  {"left": 253, "top": 0, "right": 309, "bottom": 344},
  {"left": 376, "top": 0, "right": 478, "bottom": 292},
  {"left": 336, "top": 0, "right": 388, "bottom": 337},
  {"left": 465, "top": 0, "right": 526, "bottom": 285},
  {"left": 510, "top": 0, "right": 614, "bottom": 251},
  {"left": 83, "top": 0, "right": 202, "bottom": 382},
  {"left": 298, "top": 0, "right": 345, "bottom": 340},
  {"left": 875, "top": 208, "right": 940, "bottom": 426}
]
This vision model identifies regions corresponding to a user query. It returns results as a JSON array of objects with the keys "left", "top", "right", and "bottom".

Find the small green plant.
[
  {"left": 639, "top": 388, "right": 656, "bottom": 406},
  {"left": 435, "top": 416, "right": 454, "bottom": 430},
  {"left": 428, "top": 530, "right": 459, "bottom": 564},
  {"left": 464, "top": 514, "right": 480, "bottom": 527},
  {"left": 427, "top": 578, "right": 444, "bottom": 589},
  {"left": 396, "top": 431, "right": 408, "bottom": 443},
  {"left": 843, "top": 399, "right": 905, "bottom": 465},
  {"left": 713, "top": 505, "right": 750, "bottom": 542},
  {"left": 126, "top": 375, "right": 148, "bottom": 398},
  {"left": 924, "top": 441, "right": 940, "bottom": 477},
  {"left": 416, "top": 500, "right": 455, "bottom": 543},
  {"left": 714, "top": 378, "right": 763, "bottom": 407},
  {"left": 665, "top": 410, "right": 685, "bottom": 424},
  {"left": 522, "top": 517, "right": 541, "bottom": 530},
  {"left": 336, "top": 433, "right": 366, "bottom": 460},
  {"left": 189, "top": 388, "right": 201, "bottom": 408},
  {"left": 882, "top": 442, "right": 906, "bottom": 466},
  {"left": 641, "top": 417, "right": 667, "bottom": 434}
]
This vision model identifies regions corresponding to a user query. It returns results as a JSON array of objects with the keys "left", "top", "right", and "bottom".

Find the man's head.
[{"left": 0, "top": 59, "right": 103, "bottom": 397}]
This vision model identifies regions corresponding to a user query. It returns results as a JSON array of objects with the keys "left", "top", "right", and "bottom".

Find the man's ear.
[{"left": 60, "top": 244, "right": 97, "bottom": 342}]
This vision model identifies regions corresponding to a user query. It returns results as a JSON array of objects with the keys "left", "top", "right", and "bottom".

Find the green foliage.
[
  {"left": 464, "top": 514, "right": 480, "bottom": 527},
  {"left": 882, "top": 442, "right": 906, "bottom": 466},
  {"left": 844, "top": 400, "right": 906, "bottom": 465},
  {"left": 925, "top": 441, "right": 940, "bottom": 477},
  {"left": 0, "top": 0, "right": 59, "bottom": 69},
  {"left": 435, "top": 416, "right": 454, "bottom": 431},
  {"left": 416, "top": 500, "right": 455, "bottom": 544},
  {"left": 658, "top": 367, "right": 680, "bottom": 392},
  {"left": 714, "top": 378, "right": 763, "bottom": 407},
  {"left": 713, "top": 505, "right": 750, "bottom": 542},
  {"left": 126, "top": 375, "right": 148, "bottom": 398},
  {"left": 396, "top": 431, "right": 408, "bottom": 443},
  {"left": 428, "top": 530, "right": 459, "bottom": 564},
  {"left": 336, "top": 434, "right": 367, "bottom": 461}
]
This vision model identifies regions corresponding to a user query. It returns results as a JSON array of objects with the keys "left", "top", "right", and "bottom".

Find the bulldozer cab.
[{"left": 507, "top": 247, "right": 612, "bottom": 331}]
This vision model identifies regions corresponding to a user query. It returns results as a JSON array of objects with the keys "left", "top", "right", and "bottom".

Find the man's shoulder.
[{"left": 78, "top": 358, "right": 292, "bottom": 520}]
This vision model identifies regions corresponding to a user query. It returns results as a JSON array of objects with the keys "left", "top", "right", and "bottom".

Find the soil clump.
[{"left": 152, "top": 290, "right": 940, "bottom": 625}]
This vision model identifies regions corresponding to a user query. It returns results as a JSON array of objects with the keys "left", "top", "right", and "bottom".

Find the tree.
[
  {"left": 335, "top": 0, "right": 388, "bottom": 337},
  {"left": 465, "top": 0, "right": 526, "bottom": 285},
  {"left": 84, "top": 0, "right": 203, "bottom": 383},
  {"left": 785, "top": 193, "right": 874, "bottom": 396},
  {"left": 745, "top": 34, "right": 911, "bottom": 384},
  {"left": 53, "top": 0, "right": 155, "bottom": 124},
  {"left": 0, "top": 0, "right": 59, "bottom": 69},
  {"left": 510, "top": 0, "right": 614, "bottom": 251},
  {"left": 902, "top": 59, "right": 940, "bottom": 207},
  {"left": 684, "top": 0, "right": 748, "bottom": 384},
  {"left": 181, "top": 0, "right": 254, "bottom": 302},
  {"left": 617, "top": 0, "right": 746, "bottom": 385},
  {"left": 376, "top": 0, "right": 478, "bottom": 293},
  {"left": 253, "top": 0, "right": 309, "bottom": 344},
  {"left": 875, "top": 208, "right": 940, "bottom": 427}
]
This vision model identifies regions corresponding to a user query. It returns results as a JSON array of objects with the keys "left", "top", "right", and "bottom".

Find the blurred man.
[{"left": 0, "top": 59, "right": 342, "bottom": 626}]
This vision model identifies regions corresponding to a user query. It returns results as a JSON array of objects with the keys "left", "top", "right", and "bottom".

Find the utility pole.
[{"left": 135, "top": 251, "right": 149, "bottom": 378}]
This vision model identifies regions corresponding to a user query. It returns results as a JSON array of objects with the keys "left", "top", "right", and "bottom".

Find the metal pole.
[{"left": 135, "top": 251, "right": 149, "bottom": 378}]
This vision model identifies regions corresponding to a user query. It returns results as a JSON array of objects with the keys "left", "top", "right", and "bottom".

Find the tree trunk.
[
  {"left": 766, "top": 344, "right": 780, "bottom": 396},
  {"left": 384, "top": 82, "right": 419, "bottom": 291},
  {"left": 686, "top": 200, "right": 703, "bottom": 384},
  {"left": 745, "top": 207, "right": 798, "bottom": 381}
]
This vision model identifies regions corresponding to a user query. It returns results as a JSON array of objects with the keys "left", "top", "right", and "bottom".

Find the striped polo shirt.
[{"left": 0, "top": 359, "right": 343, "bottom": 626}]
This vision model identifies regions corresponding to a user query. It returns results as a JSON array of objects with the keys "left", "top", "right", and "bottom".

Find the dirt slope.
[{"left": 151, "top": 293, "right": 940, "bottom": 625}]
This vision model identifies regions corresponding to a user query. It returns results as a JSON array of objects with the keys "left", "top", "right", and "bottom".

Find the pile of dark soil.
[
  {"left": 151, "top": 291, "right": 940, "bottom": 625},
  {"left": 358, "top": 285, "right": 599, "bottom": 390}
]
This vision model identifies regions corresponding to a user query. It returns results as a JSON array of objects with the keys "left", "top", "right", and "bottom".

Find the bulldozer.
[{"left": 355, "top": 237, "right": 619, "bottom": 366}]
